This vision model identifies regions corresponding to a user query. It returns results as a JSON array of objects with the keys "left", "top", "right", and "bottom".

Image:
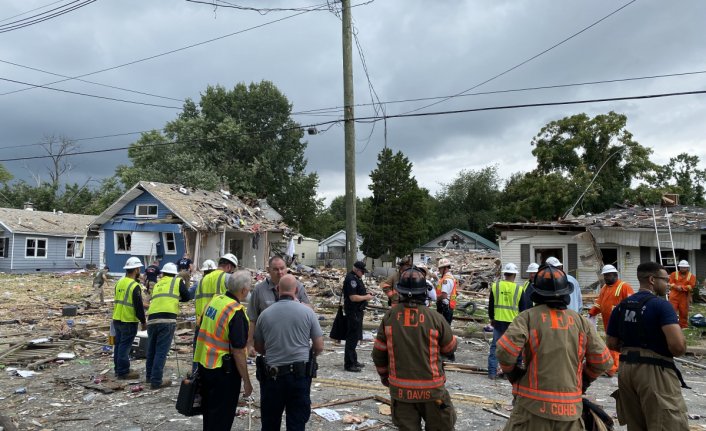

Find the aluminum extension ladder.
[{"left": 652, "top": 207, "right": 678, "bottom": 271}]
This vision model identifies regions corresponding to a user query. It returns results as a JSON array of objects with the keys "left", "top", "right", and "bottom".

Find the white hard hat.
[
  {"left": 437, "top": 258, "right": 452, "bottom": 269},
  {"left": 201, "top": 259, "right": 217, "bottom": 271},
  {"left": 221, "top": 253, "right": 238, "bottom": 267},
  {"left": 601, "top": 264, "right": 618, "bottom": 275},
  {"left": 123, "top": 256, "right": 143, "bottom": 270},
  {"left": 678, "top": 260, "right": 690, "bottom": 268},
  {"left": 161, "top": 262, "right": 178, "bottom": 275},
  {"left": 546, "top": 257, "right": 562, "bottom": 267},
  {"left": 503, "top": 263, "right": 519, "bottom": 274},
  {"left": 526, "top": 263, "right": 539, "bottom": 273}
]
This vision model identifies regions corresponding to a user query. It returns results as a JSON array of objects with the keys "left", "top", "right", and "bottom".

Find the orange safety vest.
[
  {"left": 588, "top": 281, "right": 634, "bottom": 332},
  {"left": 669, "top": 271, "right": 695, "bottom": 295},
  {"left": 194, "top": 294, "right": 248, "bottom": 369},
  {"left": 435, "top": 272, "right": 458, "bottom": 309}
]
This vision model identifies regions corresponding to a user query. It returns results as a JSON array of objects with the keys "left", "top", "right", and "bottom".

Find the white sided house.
[
  {"left": 491, "top": 205, "right": 706, "bottom": 290},
  {"left": 317, "top": 229, "right": 364, "bottom": 267},
  {"left": 0, "top": 206, "right": 99, "bottom": 273}
]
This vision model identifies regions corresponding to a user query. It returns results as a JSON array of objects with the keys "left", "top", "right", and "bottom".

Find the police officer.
[
  {"left": 606, "top": 261, "right": 689, "bottom": 430},
  {"left": 372, "top": 267, "right": 457, "bottom": 431},
  {"left": 112, "top": 257, "right": 147, "bottom": 380},
  {"left": 194, "top": 270, "right": 253, "bottom": 431},
  {"left": 343, "top": 261, "right": 373, "bottom": 372},
  {"left": 488, "top": 263, "right": 527, "bottom": 379},
  {"left": 145, "top": 262, "right": 189, "bottom": 390},
  {"left": 497, "top": 264, "right": 613, "bottom": 429},
  {"left": 253, "top": 274, "right": 324, "bottom": 431}
]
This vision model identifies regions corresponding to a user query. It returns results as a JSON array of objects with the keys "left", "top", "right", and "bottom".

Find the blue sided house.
[
  {"left": 0, "top": 205, "right": 99, "bottom": 273},
  {"left": 90, "top": 181, "right": 291, "bottom": 274}
]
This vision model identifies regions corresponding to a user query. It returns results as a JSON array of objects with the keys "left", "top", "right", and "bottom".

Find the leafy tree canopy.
[
  {"left": 531, "top": 111, "right": 655, "bottom": 215},
  {"left": 360, "top": 148, "right": 434, "bottom": 259},
  {"left": 116, "top": 81, "right": 321, "bottom": 230}
]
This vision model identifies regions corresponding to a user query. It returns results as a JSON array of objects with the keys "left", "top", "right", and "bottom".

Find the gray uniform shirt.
[
  {"left": 246, "top": 277, "right": 310, "bottom": 323},
  {"left": 253, "top": 298, "right": 323, "bottom": 366}
]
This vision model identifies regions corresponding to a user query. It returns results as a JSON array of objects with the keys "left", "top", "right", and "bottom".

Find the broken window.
[
  {"left": 533, "top": 247, "right": 563, "bottom": 266},
  {"left": 26, "top": 237, "right": 47, "bottom": 258},
  {"left": 115, "top": 232, "right": 132, "bottom": 253},
  {"left": 66, "top": 240, "right": 84, "bottom": 259},
  {"left": 163, "top": 232, "right": 177, "bottom": 255}
]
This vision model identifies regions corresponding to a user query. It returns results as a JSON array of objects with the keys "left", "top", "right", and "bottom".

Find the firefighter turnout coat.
[
  {"left": 372, "top": 302, "right": 457, "bottom": 402},
  {"left": 497, "top": 305, "right": 613, "bottom": 422}
]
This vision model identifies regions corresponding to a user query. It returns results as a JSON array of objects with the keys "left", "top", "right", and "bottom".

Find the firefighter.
[
  {"left": 669, "top": 260, "right": 696, "bottom": 329},
  {"left": 497, "top": 264, "right": 613, "bottom": 430},
  {"left": 587, "top": 264, "right": 634, "bottom": 377},
  {"left": 606, "top": 261, "right": 689, "bottom": 430},
  {"left": 488, "top": 263, "right": 527, "bottom": 379},
  {"left": 380, "top": 256, "right": 412, "bottom": 306},
  {"left": 435, "top": 258, "right": 458, "bottom": 325},
  {"left": 372, "top": 267, "right": 457, "bottom": 431}
]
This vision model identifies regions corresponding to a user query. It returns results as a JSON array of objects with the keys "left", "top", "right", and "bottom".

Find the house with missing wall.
[
  {"left": 89, "top": 181, "right": 291, "bottom": 274},
  {"left": 413, "top": 228, "right": 498, "bottom": 265},
  {"left": 491, "top": 205, "right": 706, "bottom": 289},
  {"left": 0, "top": 205, "right": 99, "bottom": 273}
]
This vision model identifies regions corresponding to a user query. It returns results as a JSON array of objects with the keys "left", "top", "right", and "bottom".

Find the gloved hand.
[
  {"left": 441, "top": 298, "right": 450, "bottom": 306},
  {"left": 505, "top": 367, "right": 526, "bottom": 384},
  {"left": 581, "top": 370, "right": 596, "bottom": 394}
]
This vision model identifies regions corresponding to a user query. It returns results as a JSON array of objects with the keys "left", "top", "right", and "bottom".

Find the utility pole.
[{"left": 342, "top": 0, "right": 357, "bottom": 271}]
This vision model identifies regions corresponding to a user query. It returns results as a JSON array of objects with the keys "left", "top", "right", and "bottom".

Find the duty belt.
[
  {"left": 266, "top": 361, "right": 307, "bottom": 378},
  {"left": 620, "top": 350, "right": 690, "bottom": 389}
]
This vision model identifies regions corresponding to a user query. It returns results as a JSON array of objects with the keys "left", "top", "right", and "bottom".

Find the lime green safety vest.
[
  {"left": 194, "top": 294, "right": 248, "bottom": 369},
  {"left": 112, "top": 276, "right": 140, "bottom": 323},
  {"left": 195, "top": 270, "right": 227, "bottom": 319},
  {"left": 493, "top": 279, "right": 524, "bottom": 322},
  {"left": 147, "top": 276, "right": 181, "bottom": 315}
]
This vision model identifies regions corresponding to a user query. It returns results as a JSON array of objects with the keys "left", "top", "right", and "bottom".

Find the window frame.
[
  {"left": 134, "top": 204, "right": 158, "bottom": 218},
  {"left": 114, "top": 232, "right": 132, "bottom": 254},
  {"left": 0, "top": 237, "right": 7, "bottom": 258},
  {"left": 66, "top": 239, "right": 85, "bottom": 259},
  {"left": 163, "top": 232, "right": 177, "bottom": 255},
  {"left": 25, "top": 237, "right": 48, "bottom": 259}
]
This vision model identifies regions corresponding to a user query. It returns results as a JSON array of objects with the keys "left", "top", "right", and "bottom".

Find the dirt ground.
[{"left": 2, "top": 273, "right": 706, "bottom": 430}]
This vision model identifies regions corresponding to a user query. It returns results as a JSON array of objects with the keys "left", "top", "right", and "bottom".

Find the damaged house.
[
  {"left": 413, "top": 228, "right": 498, "bottom": 265},
  {"left": 89, "top": 181, "right": 291, "bottom": 274},
  {"left": 0, "top": 205, "right": 99, "bottom": 273},
  {"left": 491, "top": 205, "right": 706, "bottom": 289}
]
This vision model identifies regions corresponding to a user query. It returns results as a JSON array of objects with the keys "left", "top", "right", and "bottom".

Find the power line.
[
  {"left": 0, "top": 6, "right": 321, "bottom": 98},
  {"left": 0, "top": 0, "right": 67, "bottom": 23},
  {"left": 3, "top": 66, "right": 704, "bottom": 152},
  {"left": 2, "top": 87, "right": 704, "bottom": 163},
  {"left": 0, "top": 59, "right": 185, "bottom": 103},
  {"left": 0, "top": 0, "right": 97, "bottom": 34},
  {"left": 0, "top": 76, "right": 182, "bottom": 109},
  {"left": 402, "top": 0, "right": 638, "bottom": 115},
  {"left": 186, "top": 0, "right": 335, "bottom": 14}
]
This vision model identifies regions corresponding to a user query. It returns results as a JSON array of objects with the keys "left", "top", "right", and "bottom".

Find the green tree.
[
  {"left": 531, "top": 111, "right": 655, "bottom": 215},
  {"left": 498, "top": 171, "right": 578, "bottom": 221},
  {"left": 435, "top": 166, "right": 501, "bottom": 240},
  {"left": 645, "top": 153, "right": 706, "bottom": 205},
  {"left": 360, "top": 148, "right": 433, "bottom": 259},
  {"left": 116, "top": 81, "right": 321, "bottom": 229},
  {"left": 304, "top": 195, "right": 372, "bottom": 239}
]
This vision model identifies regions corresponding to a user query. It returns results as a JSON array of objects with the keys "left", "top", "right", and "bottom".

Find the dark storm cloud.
[{"left": 1, "top": 0, "right": 705, "bottom": 204}]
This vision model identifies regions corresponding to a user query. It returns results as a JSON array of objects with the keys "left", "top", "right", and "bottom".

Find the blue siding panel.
[{"left": 5, "top": 234, "right": 99, "bottom": 273}]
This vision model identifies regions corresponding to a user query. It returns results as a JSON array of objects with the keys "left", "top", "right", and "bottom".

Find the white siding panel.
[
  {"left": 131, "top": 232, "right": 159, "bottom": 255},
  {"left": 591, "top": 229, "right": 700, "bottom": 250}
]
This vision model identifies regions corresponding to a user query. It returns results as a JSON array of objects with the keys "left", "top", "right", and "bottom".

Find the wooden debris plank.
[
  {"left": 311, "top": 395, "right": 375, "bottom": 409},
  {"left": 482, "top": 407, "right": 510, "bottom": 419}
]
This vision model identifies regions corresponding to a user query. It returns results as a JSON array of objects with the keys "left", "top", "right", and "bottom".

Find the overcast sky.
[{"left": 1, "top": 0, "right": 705, "bottom": 206}]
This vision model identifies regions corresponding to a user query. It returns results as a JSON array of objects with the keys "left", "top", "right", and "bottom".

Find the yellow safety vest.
[
  {"left": 147, "top": 276, "right": 181, "bottom": 315},
  {"left": 112, "top": 276, "right": 140, "bottom": 323},
  {"left": 493, "top": 279, "right": 524, "bottom": 322},
  {"left": 195, "top": 269, "right": 227, "bottom": 318},
  {"left": 194, "top": 294, "right": 248, "bottom": 369}
]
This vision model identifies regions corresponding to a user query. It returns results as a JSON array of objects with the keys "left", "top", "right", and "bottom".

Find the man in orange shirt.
[
  {"left": 588, "top": 264, "right": 634, "bottom": 376},
  {"left": 669, "top": 260, "right": 696, "bottom": 329}
]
